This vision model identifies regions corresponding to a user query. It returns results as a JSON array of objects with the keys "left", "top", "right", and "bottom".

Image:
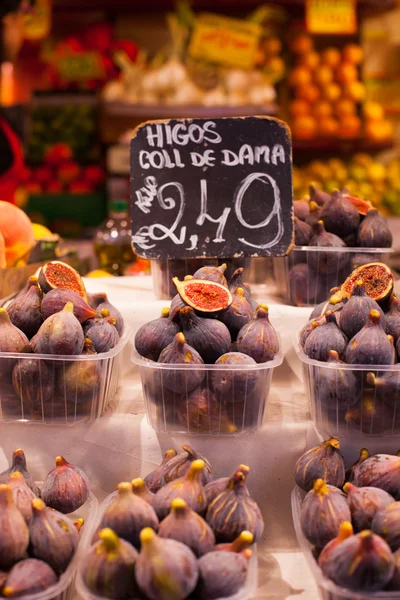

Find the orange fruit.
[
  {"left": 290, "top": 35, "right": 313, "bottom": 55},
  {"left": 318, "top": 116, "right": 339, "bottom": 138},
  {"left": 297, "top": 84, "right": 321, "bottom": 103},
  {"left": 344, "top": 81, "right": 366, "bottom": 102},
  {"left": 363, "top": 101, "right": 384, "bottom": 120},
  {"left": 336, "top": 62, "right": 359, "bottom": 85},
  {"left": 289, "top": 98, "right": 311, "bottom": 117},
  {"left": 343, "top": 44, "right": 364, "bottom": 65},
  {"left": 314, "top": 66, "right": 334, "bottom": 86},
  {"left": 339, "top": 115, "right": 361, "bottom": 139},
  {"left": 263, "top": 36, "right": 282, "bottom": 56},
  {"left": 364, "top": 119, "right": 393, "bottom": 142},
  {"left": 313, "top": 100, "right": 333, "bottom": 118},
  {"left": 300, "top": 51, "right": 320, "bottom": 70},
  {"left": 335, "top": 98, "right": 356, "bottom": 117},
  {"left": 321, "top": 47, "right": 341, "bottom": 68},
  {"left": 289, "top": 65, "right": 313, "bottom": 87},
  {"left": 322, "top": 83, "right": 342, "bottom": 102},
  {"left": 292, "top": 115, "right": 317, "bottom": 140}
]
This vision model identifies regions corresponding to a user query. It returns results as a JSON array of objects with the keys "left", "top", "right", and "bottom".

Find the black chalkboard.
[{"left": 130, "top": 116, "right": 294, "bottom": 259}]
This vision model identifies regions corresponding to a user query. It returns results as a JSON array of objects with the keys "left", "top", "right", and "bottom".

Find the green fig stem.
[
  {"left": 140, "top": 527, "right": 157, "bottom": 549},
  {"left": 359, "top": 530, "right": 374, "bottom": 548},
  {"left": 117, "top": 482, "right": 133, "bottom": 496},
  {"left": 343, "top": 482, "right": 354, "bottom": 494},
  {"left": 131, "top": 478, "right": 147, "bottom": 494},
  {"left": 230, "top": 531, "right": 254, "bottom": 552},
  {"left": 235, "top": 288, "right": 246, "bottom": 298},
  {"left": 63, "top": 302, "right": 74, "bottom": 314},
  {"left": 171, "top": 498, "right": 188, "bottom": 515},
  {"left": 10, "top": 471, "right": 24, "bottom": 481},
  {"left": 176, "top": 332, "right": 186, "bottom": 347},
  {"left": 100, "top": 308, "right": 110, "bottom": 318},
  {"left": 161, "top": 308, "right": 170, "bottom": 318},
  {"left": 325, "top": 437, "right": 340, "bottom": 450},
  {"left": 0, "top": 484, "right": 13, "bottom": 506},
  {"left": 0, "top": 308, "right": 10, "bottom": 323},
  {"left": 55, "top": 456, "right": 69, "bottom": 468},
  {"left": 359, "top": 448, "right": 369, "bottom": 461},
  {"left": 32, "top": 498, "right": 46, "bottom": 512},
  {"left": 228, "top": 471, "right": 247, "bottom": 490},
  {"left": 313, "top": 479, "right": 329, "bottom": 496},
  {"left": 338, "top": 521, "right": 354, "bottom": 540},
  {"left": 309, "top": 201, "right": 319, "bottom": 212},
  {"left": 369, "top": 309, "right": 381, "bottom": 324},
  {"left": 162, "top": 449, "right": 177, "bottom": 464},
  {"left": 99, "top": 528, "right": 120, "bottom": 553},
  {"left": 186, "top": 459, "right": 205, "bottom": 481},
  {"left": 74, "top": 518, "right": 84, "bottom": 532},
  {"left": 237, "top": 464, "right": 250, "bottom": 477}
]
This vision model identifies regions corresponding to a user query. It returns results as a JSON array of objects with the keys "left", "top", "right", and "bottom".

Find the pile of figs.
[
  {"left": 0, "top": 260, "right": 124, "bottom": 421},
  {"left": 294, "top": 437, "right": 400, "bottom": 593},
  {"left": 81, "top": 444, "right": 262, "bottom": 600},
  {"left": 289, "top": 185, "right": 393, "bottom": 306},
  {"left": 299, "top": 261, "right": 400, "bottom": 435},
  {"left": 0, "top": 448, "right": 90, "bottom": 597},
  {"left": 134, "top": 264, "right": 280, "bottom": 434}
]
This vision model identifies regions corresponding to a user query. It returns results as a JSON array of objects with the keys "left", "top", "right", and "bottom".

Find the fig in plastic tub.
[
  {"left": 131, "top": 478, "right": 154, "bottom": 505},
  {"left": 317, "top": 521, "right": 354, "bottom": 573},
  {"left": 372, "top": 501, "right": 400, "bottom": 550},
  {"left": 158, "top": 497, "right": 215, "bottom": 557},
  {"left": 41, "top": 456, "right": 89, "bottom": 514},
  {"left": 330, "top": 262, "right": 394, "bottom": 306},
  {"left": 206, "top": 470, "right": 264, "bottom": 543},
  {"left": 7, "top": 285, "right": 43, "bottom": 340},
  {"left": 205, "top": 465, "right": 250, "bottom": 505},
  {"left": 85, "top": 317, "right": 119, "bottom": 353},
  {"left": 345, "top": 309, "right": 394, "bottom": 365},
  {"left": 320, "top": 189, "right": 360, "bottom": 237},
  {"left": 346, "top": 448, "right": 370, "bottom": 483},
  {"left": 82, "top": 528, "right": 138, "bottom": 600},
  {"left": 344, "top": 482, "right": 394, "bottom": 531},
  {"left": 12, "top": 358, "right": 56, "bottom": 418},
  {"left": 314, "top": 350, "right": 360, "bottom": 409},
  {"left": 144, "top": 449, "right": 178, "bottom": 493},
  {"left": 95, "top": 482, "right": 158, "bottom": 550},
  {"left": 220, "top": 288, "right": 253, "bottom": 341},
  {"left": 0, "top": 449, "right": 40, "bottom": 496},
  {"left": 0, "top": 309, "right": 30, "bottom": 353},
  {"left": 308, "top": 220, "right": 347, "bottom": 275},
  {"left": 357, "top": 208, "right": 393, "bottom": 248},
  {"left": 153, "top": 459, "right": 208, "bottom": 520},
  {"left": 305, "top": 200, "right": 322, "bottom": 228},
  {"left": 196, "top": 549, "right": 251, "bottom": 600},
  {"left": 30, "top": 302, "right": 85, "bottom": 355},
  {"left": 135, "top": 308, "right": 179, "bottom": 361},
  {"left": 294, "top": 437, "right": 345, "bottom": 492},
  {"left": 179, "top": 307, "right": 231, "bottom": 364},
  {"left": 299, "top": 317, "right": 325, "bottom": 347},
  {"left": 158, "top": 332, "right": 204, "bottom": 394},
  {"left": 294, "top": 198, "right": 310, "bottom": 221},
  {"left": 161, "top": 445, "right": 213, "bottom": 487},
  {"left": 321, "top": 530, "right": 394, "bottom": 591},
  {"left": 192, "top": 263, "right": 228, "bottom": 287},
  {"left": 8, "top": 471, "right": 36, "bottom": 524},
  {"left": 2, "top": 558, "right": 58, "bottom": 597},
  {"left": 344, "top": 394, "right": 389, "bottom": 435},
  {"left": 385, "top": 294, "right": 400, "bottom": 341},
  {"left": 41, "top": 289, "right": 96, "bottom": 324},
  {"left": 215, "top": 530, "right": 254, "bottom": 553},
  {"left": 57, "top": 338, "right": 100, "bottom": 403},
  {"left": 211, "top": 352, "right": 260, "bottom": 404},
  {"left": 177, "top": 386, "right": 237, "bottom": 434},
  {"left": 38, "top": 261, "right": 87, "bottom": 298},
  {"left": 304, "top": 311, "right": 348, "bottom": 361},
  {"left": 96, "top": 301, "right": 124, "bottom": 335},
  {"left": 236, "top": 304, "right": 279, "bottom": 363},
  {"left": 339, "top": 280, "right": 385, "bottom": 340},
  {"left": 0, "top": 484, "right": 29, "bottom": 570},
  {"left": 367, "top": 371, "right": 400, "bottom": 407},
  {"left": 354, "top": 453, "right": 400, "bottom": 498},
  {"left": 288, "top": 263, "right": 320, "bottom": 307},
  {"left": 228, "top": 268, "right": 252, "bottom": 303},
  {"left": 310, "top": 183, "right": 331, "bottom": 207},
  {"left": 300, "top": 479, "right": 350, "bottom": 548},
  {"left": 29, "top": 498, "right": 79, "bottom": 574},
  {"left": 294, "top": 216, "right": 312, "bottom": 246},
  {"left": 173, "top": 277, "right": 232, "bottom": 315}
]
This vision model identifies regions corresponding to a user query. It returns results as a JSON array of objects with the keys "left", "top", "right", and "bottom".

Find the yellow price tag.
[
  {"left": 306, "top": 0, "right": 357, "bottom": 35},
  {"left": 23, "top": 0, "right": 52, "bottom": 41},
  {"left": 189, "top": 13, "right": 261, "bottom": 70},
  {"left": 58, "top": 53, "right": 105, "bottom": 81}
]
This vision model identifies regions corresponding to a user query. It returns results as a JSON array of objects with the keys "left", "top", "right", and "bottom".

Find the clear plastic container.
[
  {"left": 274, "top": 247, "right": 394, "bottom": 307},
  {"left": 0, "top": 327, "right": 130, "bottom": 424},
  {"left": 17, "top": 486, "right": 98, "bottom": 600},
  {"left": 291, "top": 485, "right": 400, "bottom": 600},
  {"left": 76, "top": 490, "right": 258, "bottom": 600},
  {"left": 132, "top": 345, "right": 283, "bottom": 435}
]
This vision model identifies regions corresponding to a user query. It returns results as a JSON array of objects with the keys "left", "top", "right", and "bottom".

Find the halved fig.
[
  {"left": 330, "top": 262, "right": 393, "bottom": 305},
  {"left": 173, "top": 278, "right": 232, "bottom": 313},
  {"left": 343, "top": 194, "right": 373, "bottom": 216},
  {"left": 38, "top": 261, "right": 87, "bottom": 299}
]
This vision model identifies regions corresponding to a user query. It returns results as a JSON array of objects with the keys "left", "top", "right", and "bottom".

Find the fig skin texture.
[
  {"left": 161, "top": 445, "right": 213, "bottom": 487},
  {"left": 305, "top": 200, "right": 322, "bottom": 228},
  {"left": 304, "top": 311, "right": 348, "bottom": 361},
  {"left": 192, "top": 263, "right": 228, "bottom": 287},
  {"left": 131, "top": 478, "right": 154, "bottom": 504},
  {"left": 317, "top": 521, "right": 354, "bottom": 573},
  {"left": 38, "top": 261, "right": 87, "bottom": 298},
  {"left": 354, "top": 453, "right": 400, "bottom": 499},
  {"left": 144, "top": 449, "right": 177, "bottom": 493},
  {"left": 96, "top": 301, "right": 124, "bottom": 335},
  {"left": 344, "top": 482, "right": 394, "bottom": 531},
  {"left": 300, "top": 479, "right": 350, "bottom": 548},
  {"left": 211, "top": 352, "right": 260, "bottom": 404},
  {"left": 320, "top": 188, "right": 360, "bottom": 238},
  {"left": 41, "top": 456, "right": 90, "bottom": 514},
  {"left": 236, "top": 304, "right": 279, "bottom": 363},
  {"left": 294, "top": 198, "right": 310, "bottom": 221},
  {"left": 322, "top": 530, "right": 394, "bottom": 592},
  {"left": 385, "top": 295, "right": 400, "bottom": 342},
  {"left": 196, "top": 550, "right": 250, "bottom": 600},
  {"left": 2, "top": 558, "right": 58, "bottom": 597},
  {"left": 0, "top": 449, "right": 40, "bottom": 496},
  {"left": 339, "top": 280, "right": 385, "bottom": 340},
  {"left": 205, "top": 465, "right": 250, "bottom": 505},
  {"left": 314, "top": 350, "right": 360, "bottom": 410},
  {"left": 8, "top": 471, "right": 36, "bottom": 524},
  {"left": 308, "top": 220, "right": 347, "bottom": 276},
  {"left": 82, "top": 528, "right": 138, "bottom": 600},
  {"left": 310, "top": 183, "right": 331, "bottom": 207},
  {"left": 0, "top": 484, "right": 29, "bottom": 570},
  {"left": 220, "top": 287, "right": 253, "bottom": 341},
  {"left": 0, "top": 309, "right": 30, "bottom": 353},
  {"left": 294, "top": 437, "right": 345, "bottom": 492},
  {"left": 85, "top": 317, "right": 120, "bottom": 354},
  {"left": 367, "top": 371, "right": 400, "bottom": 408},
  {"left": 357, "top": 208, "right": 393, "bottom": 248},
  {"left": 300, "top": 317, "right": 324, "bottom": 348},
  {"left": 7, "top": 285, "right": 43, "bottom": 340},
  {"left": 158, "top": 332, "right": 204, "bottom": 394},
  {"left": 41, "top": 288, "right": 96, "bottom": 324},
  {"left": 158, "top": 497, "right": 215, "bottom": 557},
  {"left": 135, "top": 527, "right": 199, "bottom": 600},
  {"left": 372, "top": 501, "right": 400, "bottom": 550},
  {"left": 179, "top": 307, "right": 231, "bottom": 364},
  {"left": 135, "top": 308, "right": 179, "bottom": 361},
  {"left": 30, "top": 302, "right": 85, "bottom": 356},
  {"left": 345, "top": 309, "right": 395, "bottom": 365},
  {"left": 12, "top": 358, "right": 56, "bottom": 418},
  {"left": 309, "top": 288, "right": 342, "bottom": 321},
  {"left": 294, "top": 216, "right": 312, "bottom": 246},
  {"left": 228, "top": 268, "right": 252, "bottom": 303},
  {"left": 177, "top": 386, "right": 237, "bottom": 434},
  {"left": 346, "top": 448, "right": 370, "bottom": 484}
]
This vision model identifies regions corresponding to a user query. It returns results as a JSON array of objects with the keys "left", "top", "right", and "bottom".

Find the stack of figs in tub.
[
  {"left": 0, "top": 447, "right": 94, "bottom": 599},
  {"left": 297, "top": 260, "right": 400, "bottom": 438},
  {"left": 78, "top": 444, "right": 262, "bottom": 600},
  {"left": 0, "top": 260, "right": 125, "bottom": 423},
  {"left": 134, "top": 264, "right": 282, "bottom": 435},
  {"left": 292, "top": 437, "right": 400, "bottom": 598},
  {"left": 278, "top": 184, "right": 393, "bottom": 306}
]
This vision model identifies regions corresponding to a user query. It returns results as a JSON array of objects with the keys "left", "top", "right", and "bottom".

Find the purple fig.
[
  {"left": 294, "top": 198, "right": 310, "bottom": 221},
  {"left": 57, "top": 338, "right": 100, "bottom": 403},
  {"left": 206, "top": 470, "right": 264, "bottom": 543},
  {"left": 220, "top": 288, "right": 253, "bottom": 341},
  {"left": 321, "top": 530, "right": 394, "bottom": 591},
  {"left": 228, "top": 268, "right": 252, "bottom": 303},
  {"left": 15, "top": 275, "right": 39, "bottom": 299},
  {"left": 372, "top": 501, "right": 400, "bottom": 550},
  {"left": 345, "top": 309, "right": 395, "bottom": 365},
  {"left": 211, "top": 352, "right": 260, "bottom": 404},
  {"left": 41, "top": 289, "right": 96, "bottom": 324},
  {"left": 170, "top": 293, "right": 186, "bottom": 317},
  {"left": 300, "top": 479, "right": 350, "bottom": 547},
  {"left": 214, "top": 530, "right": 254, "bottom": 553},
  {"left": 367, "top": 371, "right": 400, "bottom": 408},
  {"left": 12, "top": 358, "right": 56, "bottom": 418},
  {"left": 96, "top": 482, "right": 158, "bottom": 549},
  {"left": 346, "top": 448, "right": 370, "bottom": 483},
  {"left": 305, "top": 200, "right": 322, "bottom": 228},
  {"left": 294, "top": 216, "right": 312, "bottom": 246},
  {"left": 131, "top": 478, "right": 154, "bottom": 504},
  {"left": 196, "top": 549, "right": 250, "bottom": 600},
  {"left": 136, "top": 527, "right": 198, "bottom": 600},
  {"left": 7, "top": 285, "right": 43, "bottom": 339},
  {"left": 135, "top": 308, "right": 179, "bottom": 361},
  {"left": 82, "top": 528, "right": 138, "bottom": 600},
  {"left": 0, "top": 484, "right": 29, "bottom": 570},
  {"left": 236, "top": 304, "right": 279, "bottom": 363},
  {"left": 320, "top": 189, "right": 360, "bottom": 237},
  {"left": 30, "top": 302, "right": 85, "bottom": 355},
  {"left": 144, "top": 449, "right": 178, "bottom": 493},
  {"left": 85, "top": 316, "right": 119, "bottom": 353},
  {"left": 8, "top": 471, "right": 36, "bottom": 523},
  {"left": 314, "top": 350, "right": 360, "bottom": 409},
  {"left": 0, "top": 449, "right": 40, "bottom": 496},
  {"left": 309, "top": 183, "right": 331, "bottom": 207},
  {"left": 153, "top": 459, "right": 208, "bottom": 520},
  {"left": 158, "top": 497, "right": 215, "bottom": 557},
  {"left": 358, "top": 208, "right": 392, "bottom": 248},
  {"left": 288, "top": 263, "right": 321, "bottom": 306},
  {"left": 308, "top": 220, "right": 347, "bottom": 275},
  {"left": 294, "top": 437, "right": 345, "bottom": 492},
  {"left": 309, "top": 287, "right": 342, "bottom": 320},
  {"left": 192, "top": 263, "right": 228, "bottom": 286},
  {"left": 385, "top": 295, "right": 400, "bottom": 341},
  {"left": 2, "top": 558, "right": 58, "bottom": 597},
  {"left": 304, "top": 311, "right": 348, "bottom": 361},
  {"left": 339, "top": 280, "right": 385, "bottom": 340},
  {"left": 300, "top": 317, "right": 325, "bottom": 347},
  {"left": 96, "top": 302, "right": 124, "bottom": 335},
  {"left": 387, "top": 547, "right": 400, "bottom": 590},
  {"left": 179, "top": 306, "right": 231, "bottom": 363},
  {"left": 29, "top": 498, "right": 79, "bottom": 574},
  {"left": 177, "top": 386, "right": 237, "bottom": 434},
  {"left": 87, "top": 292, "right": 107, "bottom": 309},
  {"left": 317, "top": 521, "right": 354, "bottom": 572},
  {"left": 157, "top": 332, "right": 204, "bottom": 394},
  {"left": 161, "top": 445, "right": 213, "bottom": 487},
  {"left": 344, "top": 482, "right": 394, "bottom": 531},
  {"left": 344, "top": 394, "right": 389, "bottom": 435},
  {"left": 354, "top": 453, "right": 400, "bottom": 498},
  {"left": 0, "top": 309, "right": 30, "bottom": 353},
  {"left": 205, "top": 465, "right": 250, "bottom": 505},
  {"left": 41, "top": 456, "right": 89, "bottom": 514}
]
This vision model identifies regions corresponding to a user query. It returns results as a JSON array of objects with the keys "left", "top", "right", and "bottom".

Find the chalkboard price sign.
[{"left": 130, "top": 116, "right": 294, "bottom": 260}]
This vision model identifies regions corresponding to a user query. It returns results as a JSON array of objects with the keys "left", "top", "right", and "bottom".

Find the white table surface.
[{"left": 0, "top": 275, "right": 328, "bottom": 599}]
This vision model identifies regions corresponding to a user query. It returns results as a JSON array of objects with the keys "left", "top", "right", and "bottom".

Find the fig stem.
[
  {"left": 338, "top": 521, "right": 353, "bottom": 540},
  {"left": 32, "top": 498, "right": 46, "bottom": 511},
  {"left": 140, "top": 527, "right": 156, "bottom": 546},
  {"left": 161, "top": 308, "right": 170, "bottom": 318},
  {"left": 325, "top": 437, "right": 340, "bottom": 450},
  {"left": 63, "top": 302, "right": 74, "bottom": 313},
  {"left": 0, "top": 484, "right": 13, "bottom": 506},
  {"left": 313, "top": 479, "right": 329, "bottom": 495},
  {"left": 55, "top": 456, "right": 68, "bottom": 467},
  {"left": 99, "top": 528, "right": 120, "bottom": 553},
  {"left": 171, "top": 498, "right": 188, "bottom": 513},
  {"left": 187, "top": 459, "right": 205, "bottom": 479},
  {"left": 100, "top": 308, "right": 110, "bottom": 318},
  {"left": 117, "top": 482, "right": 133, "bottom": 495}
]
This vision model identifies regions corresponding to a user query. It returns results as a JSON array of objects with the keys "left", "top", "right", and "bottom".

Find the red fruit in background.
[
  {"left": 20, "top": 166, "right": 32, "bottom": 184},
  {"left": 25, "top": 182, "right": 42, "bottom": 195},
  {"left": 46, "top": 181, "right": 64, "bottom": 194},
  {"left": 111, "top": 40, "right": 139, "bottom": 62},
  {"left": 34, "top": 166, "right": 53, "bottom": 187},
  {"left": 63, "top": 37, "right": 85, "bottom": 53},
  {"left": 83, "top": 165, "right": 105, "bottom": 187},
  {"left": 45, "top": 144, "right": 73, "bottom": 166},
  {"left": 58, "top": 161, "right": 81, "bottom": 184},
  {"left": 69, "top": 180, "right": 94, "bottom": 194},
  {"left": 100, "top": 55, "right": 117, "bottom": 79},
  {"left": 82, "top": 23, "right": 113, "bottom": 53}
]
